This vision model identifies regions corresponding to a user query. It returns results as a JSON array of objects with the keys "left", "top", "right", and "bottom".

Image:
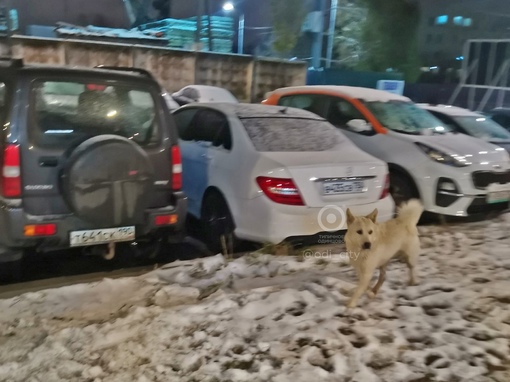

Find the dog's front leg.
[
  {"left": 347, "top": 269, "right": 374, "bottom": 309},
  {"left": 370, "top": 265, "right": 387, "bottom": 296}
]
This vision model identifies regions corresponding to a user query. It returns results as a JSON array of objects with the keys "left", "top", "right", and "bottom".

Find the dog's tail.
[{"left": 396, "top": 199, "right": 424, "bottom": 227}]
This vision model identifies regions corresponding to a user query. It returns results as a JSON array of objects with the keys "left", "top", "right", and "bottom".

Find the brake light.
[
  {"left": 256, "top": 176, "right": 304, "bottom": 206},
  {"left": 86, "top": 84, "right": 106, "bottom": 91},
  {"left": 24, "top": 224, "right": 57, "bottom": 237},
  {"left": 154, "top": 214, "right": 178, "bottom": 226},
  {"left": 380, "top": 174, "right": 390, "bottom": 199},
  {"left": 171, "top": 145, "right": 182, "bottom": 191},
  {"left": 2, "top": 144, "right": 21, "bottom": 198}
]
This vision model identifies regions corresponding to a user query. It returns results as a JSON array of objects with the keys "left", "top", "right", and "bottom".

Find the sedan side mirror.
[{"left": 347, "top": 119, "right": 372, "bottom": 133}]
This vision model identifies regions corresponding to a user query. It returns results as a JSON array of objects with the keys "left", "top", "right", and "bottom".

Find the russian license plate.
[
  {"left": 70, "top": 226, "right": 135, "bottom": 247},
  {"left": 323, "top": 180, "right": 365, "bottom": 195},
  {"left": 487, "top": 191, "right": 510, "bottom": 204}
]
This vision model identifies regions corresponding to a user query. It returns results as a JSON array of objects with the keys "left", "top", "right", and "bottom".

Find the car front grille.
[{"left": 472, "top": 170, "right": 510, "bottom": 189}]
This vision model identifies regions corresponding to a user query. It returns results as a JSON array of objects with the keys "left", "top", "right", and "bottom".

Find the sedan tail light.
[
  {"left": 256, "top": 176, "right": 304, "bottom": 206},
  {"left": 380, "top": 174, "right": 390, "bottom": 199}
]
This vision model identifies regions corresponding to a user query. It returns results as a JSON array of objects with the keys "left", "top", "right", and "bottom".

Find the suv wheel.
[{"left": 0, "top": 249, "right": 23, "bottom": 284}]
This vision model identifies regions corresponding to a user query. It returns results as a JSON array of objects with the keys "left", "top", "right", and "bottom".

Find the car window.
[
  {"left": 241, "top": 117, "right": 343, "bottom": 152},
  {"left": 363, "top": 101, "right": 450, "bottom": 135},
  {"left": 30, "top": 80, "right": 160, "bottom": 148},
  {"left": 181, "top": 109, "right": 232, "bottom": 150},
  {"left": 278, "top": 94, "right": 329, "bottom": 117},
  {"left": 492, "top": 114, "right": 510, "bottom": 129},
  {"left": 429, "top": 111, "right": 460, "bottom": 132},
  {"left": 326, "top": 98, "right": 366, "bottom": 128},
  {"left": 0, "top": 82, "right": 6, "bottom": 127},
  {"left": 174, "top": 108, "right": 199, "bottom": 137},
  {"left": 454, "top": 116, "right": 510, "bottom": 140}
]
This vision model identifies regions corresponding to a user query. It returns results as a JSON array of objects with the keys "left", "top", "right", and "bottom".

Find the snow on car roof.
[
  {"left": 270, "top": 85, "right": 411, "bottom": 103},
  {"left": 418, "top": 104, "right": 483, "bottom": 117},
  {"left": 184, "top": 102, "right": 326, "bottom": 120}
]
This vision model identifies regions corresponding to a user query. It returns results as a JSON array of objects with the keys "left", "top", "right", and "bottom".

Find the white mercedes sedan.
[{"left": 173, "top": 103, "right": 394, "bottom": 251}]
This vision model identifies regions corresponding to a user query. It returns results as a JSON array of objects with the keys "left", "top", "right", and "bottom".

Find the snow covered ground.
[{"left": 1, "top": 215, "right": 510, "bottom": 382}]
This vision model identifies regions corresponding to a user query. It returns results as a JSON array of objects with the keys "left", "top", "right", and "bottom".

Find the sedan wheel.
[{"left": 201, "top": 193, "right": 237, "bottom": 254}]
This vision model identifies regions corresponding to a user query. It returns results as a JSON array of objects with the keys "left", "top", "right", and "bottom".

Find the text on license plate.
[
  {"left": 487, "top": 191, "right": 510, "bottom": 204},
  {"left": 70, "top": 226, "right": 135, "bottom": 247},
  {"left": 323, "top": 180, "right": 365, "bottom": 195}
]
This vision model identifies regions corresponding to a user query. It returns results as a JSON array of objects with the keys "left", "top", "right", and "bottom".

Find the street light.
[
  {"left": 222, "top": 2, "right": 234, "bottom": 12},
  {"left": 223, "top": 1, "right": 244, "bottom": 54}
]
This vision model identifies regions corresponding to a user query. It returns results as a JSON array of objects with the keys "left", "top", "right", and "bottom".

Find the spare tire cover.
[{"left": 62, "top": 135, "right": 155, "bottom": 227}]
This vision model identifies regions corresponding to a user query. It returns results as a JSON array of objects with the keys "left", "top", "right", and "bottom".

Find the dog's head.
[{"left": 344, "top": 208, "right": 378, "bottom": 252}]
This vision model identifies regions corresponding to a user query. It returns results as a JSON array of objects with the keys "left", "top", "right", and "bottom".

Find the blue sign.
[{"left": 376, "top": 80, "right": 405, "bottom": 95}]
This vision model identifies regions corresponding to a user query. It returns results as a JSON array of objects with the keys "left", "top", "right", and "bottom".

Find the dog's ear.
[
  {"left": 346, "top": 208, "right": 355, "bottom": 225},
  {"left": 366, "top": 208, "right": 378, "bottom": 223}
]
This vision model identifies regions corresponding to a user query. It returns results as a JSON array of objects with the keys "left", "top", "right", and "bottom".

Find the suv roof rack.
[
  {"left": 0, "top": 57, "right": 23, "bottom": 68},
  {"left": 94, "top": 65, "right": 154, "bottom": 80}
]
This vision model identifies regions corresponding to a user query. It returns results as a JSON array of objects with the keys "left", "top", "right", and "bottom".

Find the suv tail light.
[
  {"left": 24, "top": 223, "right": 57, "bottom": 237},
  {"left": 171, "top": 145, "right": 182, "bottom": 191},
  {"left": 380, "top": 174, "right": 390, "bottom": 199},
  {"left": 2, "top": 144, "right": 21, "bottom": 198},
  {"left": 256, "top": 176, "right": 304, "bottom": 206}
]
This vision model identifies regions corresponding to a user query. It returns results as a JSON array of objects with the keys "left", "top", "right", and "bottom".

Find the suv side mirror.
[{"left": 347, "top": 119, "right": 372, "bottom": 133}]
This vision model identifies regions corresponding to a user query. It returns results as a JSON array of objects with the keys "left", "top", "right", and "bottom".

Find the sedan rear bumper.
[{"left": 233, "top": 194, "right": 395, "bottom": 244}]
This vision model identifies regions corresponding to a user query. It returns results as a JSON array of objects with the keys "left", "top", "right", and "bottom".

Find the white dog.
[{"left": 344, "top": 200, "right": 423, "bottom": 308}]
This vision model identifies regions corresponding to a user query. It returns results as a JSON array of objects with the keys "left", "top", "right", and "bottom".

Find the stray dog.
[{"left": 344, "top": 200, "right": 423, "bottom": 308}]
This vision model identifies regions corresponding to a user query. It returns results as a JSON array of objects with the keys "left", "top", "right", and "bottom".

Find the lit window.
[
  {"left": 453, "top": 16, "right": 463, "bottom": 26},
  {"left": 435, "top": 15, "right": 448, "bottom": 25},
  {"left": 463, "top": 18, "right": 472, "bottom": 27}
]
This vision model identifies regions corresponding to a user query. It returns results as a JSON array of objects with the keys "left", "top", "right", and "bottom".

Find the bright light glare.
[
  {"left": 223, "top": 2, "right": 234, "bottom": 11},
  {"left": 107, "top": 110, "right": 118, "bottom": 118}
]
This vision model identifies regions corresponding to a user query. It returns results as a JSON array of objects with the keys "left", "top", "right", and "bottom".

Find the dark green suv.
[{"left": 0, "top": 58, "right": 186, "bottom": 280}]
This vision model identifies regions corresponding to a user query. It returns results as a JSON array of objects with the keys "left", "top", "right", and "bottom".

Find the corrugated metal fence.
[{"left": 8, "top": 36, "right": 308, "bottom": 102}]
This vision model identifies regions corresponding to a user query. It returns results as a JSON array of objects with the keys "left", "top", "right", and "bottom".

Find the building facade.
[{"left": 418, "top": 0, "right": 510, "bottom": 68}]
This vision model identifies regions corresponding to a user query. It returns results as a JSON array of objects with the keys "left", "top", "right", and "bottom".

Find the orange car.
[{"left": 262, "top": 86, "right": 390, "bottom": 134}]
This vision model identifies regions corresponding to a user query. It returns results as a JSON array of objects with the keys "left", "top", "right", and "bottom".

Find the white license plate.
[
  {"left": 323, "top": 180, "right": 365, "bottom": 195},
  {"left": 70, "top": 226, "right": 135, "bottom": 247},
  {"left": 487, "top": 191, "right": 510, "bottom": 204}
]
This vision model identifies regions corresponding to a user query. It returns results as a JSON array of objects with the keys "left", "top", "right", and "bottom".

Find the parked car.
[
  {"left": 172, "top": 103, "right": 394, "bottom": 251},
  {"left": 487, "top": 107, "right": 510, "bottom": 131},
  {"left": 418, "top": 104, "right": 510, "bottom": 153},
  {"left": 0, "top": 59, "right": 186, "bottom": 280},
  {"left": 168, "top": 85, "right": 238, "bottom": 111},
  {"left": 263, "top": 86, "right": 510, "bottom": 217}
]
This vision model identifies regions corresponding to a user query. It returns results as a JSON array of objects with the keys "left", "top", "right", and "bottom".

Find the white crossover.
[
  {"left": 418, "top": 103, "right": 510, "bottom": 154},
  {"left": 263, "top": 86, "right": 510, "bottom": 217}
]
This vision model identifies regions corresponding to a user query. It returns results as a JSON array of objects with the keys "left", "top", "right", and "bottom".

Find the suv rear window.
[
  {"left": 30, "top": 80, "right": 160, "bottom": 148},
  {"left": 241, "top": 117, "right": 342, "bottom": 152}
]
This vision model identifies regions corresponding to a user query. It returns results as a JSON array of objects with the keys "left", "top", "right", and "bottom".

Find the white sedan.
[
  {"left": 165, "top": 85, "right": 238, "bottom": 111},
  {"left": 173, "top": 103, "right": 394, "bottom": 251}
]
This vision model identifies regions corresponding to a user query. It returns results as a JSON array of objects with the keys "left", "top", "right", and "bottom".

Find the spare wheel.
[{"left": 61, "top": 135, "right": 155, "bottom": 227}]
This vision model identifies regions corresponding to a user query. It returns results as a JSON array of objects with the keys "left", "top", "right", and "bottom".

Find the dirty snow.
[{"left": 1, "top": 215, "right": 510, "bottom": 382}]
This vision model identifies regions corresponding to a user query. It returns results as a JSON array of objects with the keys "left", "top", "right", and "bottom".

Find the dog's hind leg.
[
  {"left": 403, "top": 239, "right": 420, "bottom": 286},
  {"left": 347, "top": 268, "right": 374, "bottom": 308},
  {"left": 371, "top": 265, "right": 387, "bottom": 296}
]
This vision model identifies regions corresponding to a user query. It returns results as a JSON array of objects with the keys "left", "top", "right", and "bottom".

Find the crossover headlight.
[{"left": 415, "top": 142, "right": 470, "bottom": 167}]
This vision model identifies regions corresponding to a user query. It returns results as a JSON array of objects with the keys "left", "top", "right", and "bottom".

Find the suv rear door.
[{"left": 18, "top": 73, "right": 175, "bottom": 218}]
